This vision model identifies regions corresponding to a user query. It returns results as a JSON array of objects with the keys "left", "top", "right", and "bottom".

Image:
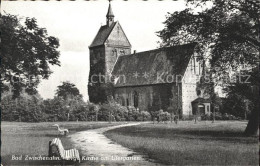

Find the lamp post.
[
  {"left": 213, "top": 104, "right": 218, "bottom": 123},
  {"left": 212, "top": 105, "right": 215, "bottom": 123},
  {"left": 94, "top": 104, "right": 99, "bottom": 122},
  {"left": 83, "top": 105, "right": 88, "bottom": 121},
  {"left": 244, "top": 99, "right": 248, "bottom": 120},
  {"left": 109, "top": 110, "right": 111, "bottom": 123},
  {"left": 66, "top": 105, "right": 70, "bottom": 121},
  {"left": 168, "top": 98, "right": 174, "bottom": 123}
]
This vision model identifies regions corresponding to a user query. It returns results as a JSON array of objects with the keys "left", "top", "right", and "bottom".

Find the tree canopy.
[
  {"left": 1, "top": 13, "right": 60, "bottom": 98},
  {"left": 158, "top": 0, "right": 259, "bottom": 73},
  {"left": 157, "top": 0, "right": 259, "bottom": 136},
  {"left": 55, "top": 81, "right": 82, "bottom": 100}
]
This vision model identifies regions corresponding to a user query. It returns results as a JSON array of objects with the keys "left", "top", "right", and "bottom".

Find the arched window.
[
  {"left": 96, "top": 52, "right": 100, "bottom": 59},
  {"left": 196, "top": 90, "right": 201, "bottom": 96},
  {"left": 121, "top": 97, "right": 125, "bottom": 106},
  {"left": 133, "top": 91, "right": 139, "bottom": 108}
]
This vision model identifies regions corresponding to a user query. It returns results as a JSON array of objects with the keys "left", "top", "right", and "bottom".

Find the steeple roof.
[
  {"left": 106, "top": 1, "right": 114, "bottom": 18},
  {"left": 89, "top": 22, "right": 117, "bottom": 48},
  {"left": 89, "top": 1, "right": 131, "bottom": 48}
]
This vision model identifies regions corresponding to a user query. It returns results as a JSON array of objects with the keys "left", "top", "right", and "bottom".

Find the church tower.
[{"left": 88, "top": 1, "right": 131, "bottom": 103}]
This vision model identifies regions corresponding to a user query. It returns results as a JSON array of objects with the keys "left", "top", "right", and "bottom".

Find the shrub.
[
  {"left": 182, "top": 115, "right": 195, "bottom": 121},
  {"left": 201, "top": 114, "right": 211, "bottom": 120},
  {"left": 99, "top": 101, "right": 129, "bottom": 121},
  {"left": 158, "top": 109, "right": 170, "bottom": 122},
  {"left": 127, "top": 107, "right": 140, "bottom": 121},
  {"left": 214, "top": 112, "right": 223, "bottom": 120},
  {"left": 1, "top": 95, "right": 45, "bottom": 122},
  {"left": 222, "top": 113, "right": 239, "bottom": 120},
  {"left": 140, "top": 111, "right": 151, "bottom": 121}
]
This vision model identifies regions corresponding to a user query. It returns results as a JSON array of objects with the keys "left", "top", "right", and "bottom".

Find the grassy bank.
[
  {"left": 1, "top": 121, "right": 123, "bottom": 165},
  {"left": 105, "top": 121, "right": 258, "bottom": 165}
]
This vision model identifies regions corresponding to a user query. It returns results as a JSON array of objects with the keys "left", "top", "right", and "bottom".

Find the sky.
[{"left": 2, "top": 0, "right": 188, "bottom": 101}]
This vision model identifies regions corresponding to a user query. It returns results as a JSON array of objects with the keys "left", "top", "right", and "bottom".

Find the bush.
[
  {"left": 1, "top": 92, "right": 154, "bottom": 122},
  {"left": 99, "top": 101, "right": 129, "bottom": 121},
  {"left": 214, "top": 112, "right": 223, "bottom": 120},
  {"left": 202, "top": 112, "right": 239, "bottom": 120},
  {"left": 182, "top": 112, "right": 240, "bottom": 121},
  {"left": 182, "top": 115, "right": 195, "bottom": 121},
  {"left": 140, "top": 111, "right": 151, "bottom": 121},
  {"left": 201, "top": 114, "right": 211, "bottom": 120},
  {"left": 127, "top": 106, "right": 140, "bottom": 121},
  {"left": 1, "top": 95, "right": 45, "bottom": 122},
  {"left": 222, "top": 113, "right": 239, "bottom": 120},
  {"left": 158, "top": 109, "right": 170, "bottom": 122}
]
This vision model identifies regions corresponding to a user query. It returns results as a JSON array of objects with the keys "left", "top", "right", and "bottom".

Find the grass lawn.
[
  {"left": 105, "top": 121, "right": 259, "bottom": 165},
  {"left": 1, "top": 121, "right": 124, "bottom": 165}
]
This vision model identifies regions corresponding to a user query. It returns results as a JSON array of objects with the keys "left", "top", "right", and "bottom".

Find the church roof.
[
  {"left": 89, "top": 22, "right": 117, "bottom": 48},
  {"left": 112, "top": 43, "right": 197, "bottom": 87},
  {"left": 191, "top": 97, "right": 211, "bottom": 103}
]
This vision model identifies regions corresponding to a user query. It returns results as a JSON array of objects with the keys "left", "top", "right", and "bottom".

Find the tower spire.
[{"left": 106, "top": 0, "right": 114, "bottom": 26}]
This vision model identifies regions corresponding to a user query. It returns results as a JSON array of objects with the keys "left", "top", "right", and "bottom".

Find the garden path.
[{"left": 70, "top": 122, "right": 161, "bottom": 166}]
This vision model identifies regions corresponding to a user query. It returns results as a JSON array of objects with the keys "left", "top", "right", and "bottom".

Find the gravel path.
[{"left": 70, "top": 122, "right": 161, "bottom": 166}]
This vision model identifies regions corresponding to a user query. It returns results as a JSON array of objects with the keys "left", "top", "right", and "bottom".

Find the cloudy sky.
[{"left": 2, "top": 0, "right": 189, "bottom": 101}]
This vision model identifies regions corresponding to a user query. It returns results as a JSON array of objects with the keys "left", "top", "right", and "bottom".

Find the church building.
[{"left": 88, "top": 2, "right": 208, "bottom": 117}]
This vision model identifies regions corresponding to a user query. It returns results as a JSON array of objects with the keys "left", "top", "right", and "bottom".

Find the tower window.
[
  {"left": 112, "top": 49, "right": 117, "bottom": 57},
  {"left": 120, "top": 49, "right": 125, "bottom": 55},
  {"left": 117, "top": 26, "right": 120, "bottom": 34}
]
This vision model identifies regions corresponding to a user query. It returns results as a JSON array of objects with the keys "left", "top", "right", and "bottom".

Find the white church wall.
[{"left": 182, "top": 53, "right": 202, "bottom": 115}]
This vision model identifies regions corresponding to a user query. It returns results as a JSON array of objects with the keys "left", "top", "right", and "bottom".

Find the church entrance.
[
  {"left": 191, "top": 97, "right": 211, "bottom": 115},
  {"left": 198, "top": 104, "right": 205, "bottom": 115}
]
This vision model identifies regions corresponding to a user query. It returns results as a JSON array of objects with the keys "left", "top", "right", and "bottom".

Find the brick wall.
[{"left": 114, "top": 84, "right": 182, "bottom": 114}]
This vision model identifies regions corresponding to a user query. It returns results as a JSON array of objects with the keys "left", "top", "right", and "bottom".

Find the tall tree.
[
  {"left": 157, "top": 0, "right": 259, "bottom": 136},
  {"left": 55, "top": 81, "right": 82, "bottom": 100},
  {"left": 1, "top": 13, "right": 60, "bottom": 98}
]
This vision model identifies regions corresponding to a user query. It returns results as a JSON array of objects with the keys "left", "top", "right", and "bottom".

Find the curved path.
[{"left": 70, "top": 122, "right": 161, "bottom": 166}]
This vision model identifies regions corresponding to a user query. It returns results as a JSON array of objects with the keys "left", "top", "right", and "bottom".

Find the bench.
[{"left": 48, "top": 138, "right": 80, "bottom": 164}]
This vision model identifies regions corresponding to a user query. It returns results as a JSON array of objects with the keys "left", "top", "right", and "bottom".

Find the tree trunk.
[
  {"left": 245, "top": 19, "right": 260, "bottom": 136},
  {"left": 244, "top": 99, "right": 259, "bottom": 136}
]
